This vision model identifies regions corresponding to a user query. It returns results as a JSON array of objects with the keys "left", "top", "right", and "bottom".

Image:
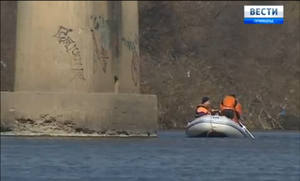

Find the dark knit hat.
[{"left": 201, "top": 96, "right": 210, "bottom": 104}]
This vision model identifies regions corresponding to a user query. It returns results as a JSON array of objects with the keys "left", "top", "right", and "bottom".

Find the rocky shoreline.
[
  {"left": 0, "top": 115, "right": 157, "bottom": 138},
  {"left": 0, "top": 132, "right": 157, "bottom": 138}
]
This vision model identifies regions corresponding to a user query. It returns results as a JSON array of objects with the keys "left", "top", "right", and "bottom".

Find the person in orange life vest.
[
  {"left": 195, "top": 97, "right": 212, "bottom": 118},
  {"left": 220, "top": 94, "right": 242, "bottom": 123}
]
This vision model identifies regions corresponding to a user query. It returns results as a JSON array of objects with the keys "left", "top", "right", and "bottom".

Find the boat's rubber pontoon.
[{"left": 185, "top": 115, "right": 249, "bottom": 138}]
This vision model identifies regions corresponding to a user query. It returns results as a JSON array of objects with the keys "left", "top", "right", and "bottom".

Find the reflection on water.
[{"left": 1, "top": 131, "right": 299, "bottom": 181}]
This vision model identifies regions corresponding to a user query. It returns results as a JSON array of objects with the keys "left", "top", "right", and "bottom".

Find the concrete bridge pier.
[{"left": 0, "top": 1, "right": 158, "bottom": 137}]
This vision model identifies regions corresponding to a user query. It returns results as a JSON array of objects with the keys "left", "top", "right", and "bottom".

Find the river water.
[{"left": 1, "top": 131, "right": 299, "bottom": 181}]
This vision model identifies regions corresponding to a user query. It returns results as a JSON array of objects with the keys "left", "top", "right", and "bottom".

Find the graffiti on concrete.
[
  {"left": 54, "top": 26, "right": 85, "bottom": 81},
  {"left": 90, "top": 15, "right": 111, "bottom": 74},
  {"left": 122, "top": 38, "right": 137, "bottom": 52},
  {"left": 91, "top": 30, "right": 107, "bottom": 74},
  {"left": 90, "top": 15, "right": 110, "bottom": 49},
  {"left": 131, "top": 52, "right": 139, "bottom": 86},
  {"left": 122, "top": 34, "right": 139, "bottom": 86}
]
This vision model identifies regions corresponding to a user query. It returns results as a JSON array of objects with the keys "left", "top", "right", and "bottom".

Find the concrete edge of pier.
[{"left": 0, "top": 91, "right": 158, "bottom": 138}]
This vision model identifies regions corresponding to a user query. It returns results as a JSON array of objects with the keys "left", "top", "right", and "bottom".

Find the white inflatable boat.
[{"left": 185, "top": 114, "right": 250, "bottom": 138}]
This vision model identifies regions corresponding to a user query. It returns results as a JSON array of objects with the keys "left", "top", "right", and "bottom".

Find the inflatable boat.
[{"left": 185, "top": 114, "right": 250, "bottom": 138}]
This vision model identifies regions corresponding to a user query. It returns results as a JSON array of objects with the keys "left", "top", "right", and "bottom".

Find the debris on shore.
[{"left": 0, "top": 114, "right": 156, "bottom": 137}]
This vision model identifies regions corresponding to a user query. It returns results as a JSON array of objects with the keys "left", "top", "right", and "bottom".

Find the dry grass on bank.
[{"left": 139, "top": 1, "right": 300, "bottom": 129}]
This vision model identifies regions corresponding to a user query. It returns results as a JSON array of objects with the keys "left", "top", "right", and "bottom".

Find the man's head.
[
  {"left": 201, "top": 96, "right": 210, "bottom": 105},
  {"left": 230, "top": 94, "right": 236, "bottom": 98}
]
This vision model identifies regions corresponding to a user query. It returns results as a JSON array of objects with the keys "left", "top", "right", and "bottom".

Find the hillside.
[
  {"left": 139, "top": 1, "right": 300, "bottom": 129},
  {"left": 1, "top": 1, "right": 299, "bottom": 130}
]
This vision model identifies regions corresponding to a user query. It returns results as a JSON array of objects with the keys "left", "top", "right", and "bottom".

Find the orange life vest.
[
  {"left": 195, "top": 104, "right": 211, "bottom": 115},
  {"left": 220, "top": 95, "right": 241, "bottom": 123},
  {"left": 220, "top": 95, "right": 237, "bottom": 110}
]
